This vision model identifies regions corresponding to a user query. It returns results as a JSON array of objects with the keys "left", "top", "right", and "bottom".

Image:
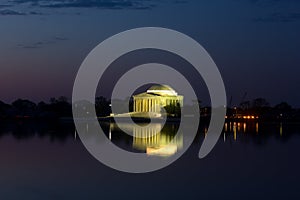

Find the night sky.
[{"left": 0, "top": 0, "right": 300, "bottom": 106}]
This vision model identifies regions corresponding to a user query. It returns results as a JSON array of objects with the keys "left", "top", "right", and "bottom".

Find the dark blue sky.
[{"left": 0, "top": 0, "right": 300, "bottom": 106}]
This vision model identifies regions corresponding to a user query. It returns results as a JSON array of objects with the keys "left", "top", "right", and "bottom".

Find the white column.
[
  {"left": 138, "top": 100, "right": 140, "bottom": 112},
  {"left": 143, "top": 100, "right": 145, "bottom": 112},
  {"left": 134, "top": 100, "right": 136, "bottom": 112},
  {"left": 139, "top": 100, "right": 142, "bottom": 112}
]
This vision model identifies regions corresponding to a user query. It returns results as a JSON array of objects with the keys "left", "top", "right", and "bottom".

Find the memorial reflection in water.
[{"left": 109, "top": 122, "right": 183, "bottom": 157}]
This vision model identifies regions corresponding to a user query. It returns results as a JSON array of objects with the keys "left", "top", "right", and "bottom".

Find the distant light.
[{"left": 242, "top": 115, "right": 256, "bottom": 119}]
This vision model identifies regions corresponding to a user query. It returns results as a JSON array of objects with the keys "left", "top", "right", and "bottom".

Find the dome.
[
  {"left": 148, "top": 84, "right": 174, "bottom": 91},
  {"left": 146, "top": 84, "right": 178, "bottom": 96}
]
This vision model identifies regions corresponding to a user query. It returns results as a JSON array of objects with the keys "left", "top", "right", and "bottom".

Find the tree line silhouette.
[
  {"left": 0, "top": 96, "right": 73, "bottom": 119},
  {"left": 0, "top": 96, "right": 300, "bottom": 121},
  {"left": 0, "top": 96, "right": 115, "bottom": 120}
]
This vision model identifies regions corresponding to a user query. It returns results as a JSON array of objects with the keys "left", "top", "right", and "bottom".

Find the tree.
[
  {"left": 274, "top": 102, "right": 292, "bottom": 112},
  {"left": 50, "top": 97, "right": 57, "bottom": 104},
  {"left": 58, "top": 96, "right": 68, "bottom": 103},
  {"left": 48, "top": 96, "right": 72, "bottom": 117},
  {"left": 252, "top": 98, "right": 270, "bottom": 108},
  {"left": 12, "top": 99, "right": 37, "bottom": 117},
  {"left": 0, "top": 101, "right": 11, "bottom": 118},
  {"left": 164, "top": 102, "right": 181, "bottom": 117},
  {"left": 240, "top": 100, "right": 251, "bottom": 110},
  {"left": 192, "top": 99, "right": 202, "bottom": 108},
  {"left": 95, "top": 96, "right": 111, "bottom": 116}
]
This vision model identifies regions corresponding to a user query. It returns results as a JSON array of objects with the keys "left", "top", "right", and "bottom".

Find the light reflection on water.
[
  {"left": 0, "top": 120, "right": 300, "bottom": 200},
  {"left": 0, "top": 121, "right": 297, "bottom": 148},
  {"left": 107, "top": 122, "right": 183, "bottom": 157}
]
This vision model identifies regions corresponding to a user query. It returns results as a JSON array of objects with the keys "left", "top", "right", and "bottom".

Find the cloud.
[
  {"left": 0, "top": 9, "right": 26, "bottom": 15},
  {"left": 0, "top": 4, "right": 13, "bottom": 8},
  {"left": 11, "top": 0, "right": 156, "bottom": 10},
  {"left": 28, "top": 11, "right": 43, "bottom": 15},
  {"left": 17, "top": 36, "right": 69, "bottom": 49},
  {"left": 0, "top": 8, "right": 43, "bottom": 16},
  {"left": 245, "top": 0, "right": 300, "bottom": 22},
  {"left": 173, "top": 0, "right": 188, "bottom": 4},
  {"left": 249, "top": 0, "right": 300, "bottom": 5},
  {"left": 17, "top": 44, "right": 41, "bottom": 49},
  {"left": 53, "top": 36, "right": 68, "bottom": 41},
  {"left": 4, "top": 0, "right": 190, "bottom": 15},
  {"left": 254, "top": 12, "right": 300, "bottom": 22}
]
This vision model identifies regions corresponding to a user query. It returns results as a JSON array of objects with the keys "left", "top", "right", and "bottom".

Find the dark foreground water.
[{"left": 0, "top": 120, "right": 299, "bottom": 200}]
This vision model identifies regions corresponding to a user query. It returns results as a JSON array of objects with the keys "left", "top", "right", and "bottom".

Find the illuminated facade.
[{"left": 133, "top": 85, "right": 183, "bottom": 113}]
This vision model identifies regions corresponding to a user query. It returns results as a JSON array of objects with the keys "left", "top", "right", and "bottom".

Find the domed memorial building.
[{"left": 133, "top": 85, "right": 183, "bottom": 114}]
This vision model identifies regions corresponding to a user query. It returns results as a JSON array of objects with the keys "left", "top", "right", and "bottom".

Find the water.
[{"left": 0, "top": 120, "right": 299, "bottom": 200}]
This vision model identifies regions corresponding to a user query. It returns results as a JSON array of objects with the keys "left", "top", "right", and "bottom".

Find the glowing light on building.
[{"left": 133, "top": 84, "right": 183, "bottom": 114}]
